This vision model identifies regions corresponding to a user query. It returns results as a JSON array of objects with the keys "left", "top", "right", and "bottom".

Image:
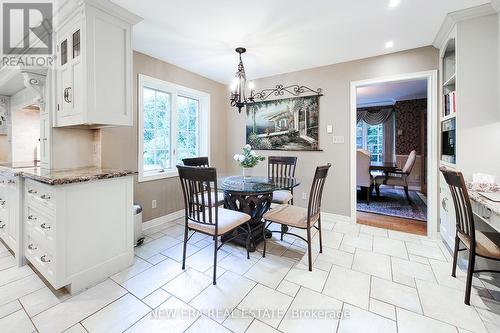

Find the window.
[
  {"left": 356, "top": 121, "right": 384, "bottom": 163},
  {"left": 138, "top": 75, "right": 210, "bottom": 182}
]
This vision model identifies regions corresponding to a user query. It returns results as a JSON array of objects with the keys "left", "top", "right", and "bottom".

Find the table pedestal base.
[{"left": 221, "top": 191, "right": 272, "bottom": 252}]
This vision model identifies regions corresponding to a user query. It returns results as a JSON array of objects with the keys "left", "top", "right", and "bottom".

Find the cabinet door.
[
  {"left": 70, "top": 28, "right": 83, "bottom": 117},
  {"left": 57, "top": 24, "right": 82, "bottom": 121},
  {"left": 58, "top": 34, "right": 73, "bottom": 117}
]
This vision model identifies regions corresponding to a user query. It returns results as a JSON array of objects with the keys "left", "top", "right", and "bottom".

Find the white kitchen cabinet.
[
  {"left": 0, "top": 173, "right": 22, "bottom": 266},
  {"left": 23, "top": 175, "right": 134, "bottom": 293},
  {"left": 55, "top": 0, "right": 141, "bottom": 128}
]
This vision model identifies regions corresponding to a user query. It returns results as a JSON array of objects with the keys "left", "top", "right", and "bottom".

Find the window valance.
[{"left": 357, "top": 108, "right": 394, "bottom": 125}]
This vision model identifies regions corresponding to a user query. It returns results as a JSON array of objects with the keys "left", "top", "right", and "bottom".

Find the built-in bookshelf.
[
  {"left": 442, "top": 39, "right": 456, "bottom": 120},
  {"left": 440, "top": 38, "right": 456, "bottom": 165}
]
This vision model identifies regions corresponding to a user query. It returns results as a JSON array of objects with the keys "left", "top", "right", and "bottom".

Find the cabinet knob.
[
  {"left": 40, "top": 223, "right": 51, "bottom": 230},
  {"left": 40, "top": 255, "right": 51, "bottom": 263},
  {"left": 28, "top": 244, "right": 37, "bottom": 250}
]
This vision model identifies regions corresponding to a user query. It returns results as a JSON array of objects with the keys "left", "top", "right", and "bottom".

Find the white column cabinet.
[{"left": 54, "top": 0, "right": 141, "bottom": 128}]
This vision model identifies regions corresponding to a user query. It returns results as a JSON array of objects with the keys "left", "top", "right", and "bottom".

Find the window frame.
[{"left": 138, "top": 74, "right": 210, "bottom": 182}]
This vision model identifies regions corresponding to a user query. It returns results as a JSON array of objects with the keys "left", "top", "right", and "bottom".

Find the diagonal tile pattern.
[{"left": 0, "top": 216, "right": 498, "bottom": 333}]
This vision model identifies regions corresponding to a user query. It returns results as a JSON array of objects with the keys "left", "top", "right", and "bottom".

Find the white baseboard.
[
  {"left": 142, "top": 209, "right": 184, "bottom": 232},
  {"left": 321, "top": 212, "right": 354, "bottom": 224},
  {"left": 143, "top": 209, "right": 353, "bottom": 232}
]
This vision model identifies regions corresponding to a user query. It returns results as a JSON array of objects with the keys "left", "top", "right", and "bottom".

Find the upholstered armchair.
[
  {"left": 357, "top": 149, "right": 373, "bottom": 204},
  {"left": 375, "top": 150, "right": 416, "bottom": 203}
]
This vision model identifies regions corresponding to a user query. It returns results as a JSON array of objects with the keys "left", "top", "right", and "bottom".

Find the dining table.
[
  {"left": 218, "top": 175, "right": 300, "bottom": 251},
  {"left": 369, "top": 161, "right": 398, "bottom": 174}
]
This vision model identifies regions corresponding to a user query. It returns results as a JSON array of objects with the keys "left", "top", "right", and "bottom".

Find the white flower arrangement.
[{"left": 234, "top": 144, "right": 265, "bottom": 168}]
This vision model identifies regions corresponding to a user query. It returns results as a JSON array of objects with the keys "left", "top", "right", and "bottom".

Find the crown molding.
[
  {"left": 491, "top": 0, "right": 500, "bottom": 12},
  {"left": 433, "top": 3, "right": 497, "bottom": 48}
]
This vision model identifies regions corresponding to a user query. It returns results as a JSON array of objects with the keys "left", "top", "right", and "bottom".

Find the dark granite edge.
[
  {"left": 21, "top": 170, "right": 137, "bottom": 185},
  {"left": 0, "top": 166, "right": 137, "bottom": 185}
]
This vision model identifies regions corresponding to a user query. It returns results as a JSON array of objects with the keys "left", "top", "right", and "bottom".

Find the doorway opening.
[{"left": 350, "top": 71, "right": 438, "bottom": 238}]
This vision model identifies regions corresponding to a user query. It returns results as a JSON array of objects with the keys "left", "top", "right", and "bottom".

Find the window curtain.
[
  {"left": 383, "top": 113, "right": 395, "bottom": 163},
  {"left": 357, "top": 108, "right": 395, "bottom": 162}
]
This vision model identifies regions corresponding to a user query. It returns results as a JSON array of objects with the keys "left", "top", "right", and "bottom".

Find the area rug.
[{"left": 357, "top": 188, "right": 427, "bottom": 222}]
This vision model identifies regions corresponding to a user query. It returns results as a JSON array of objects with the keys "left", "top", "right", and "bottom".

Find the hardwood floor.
[{"left": 356, "top": 211, "right": 427, "bottom": 236}]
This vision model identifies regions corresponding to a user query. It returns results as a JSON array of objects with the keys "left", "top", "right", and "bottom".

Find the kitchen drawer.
[
  {"left": 25, "top": 181, "right": 56, "bottom": 212},
  {"left": 25, "top": 204, "right": 55, "bottom": 247},
  {"left": 25, "top": 232, "right": 56, "bottom": 285}
]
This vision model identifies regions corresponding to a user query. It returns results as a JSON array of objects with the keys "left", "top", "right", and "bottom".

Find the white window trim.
[{"left": 138, "top": 74, "right": 210, "bottom": 182}]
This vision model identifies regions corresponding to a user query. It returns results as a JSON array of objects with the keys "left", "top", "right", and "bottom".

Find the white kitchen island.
[{"left": 0, "top": 166, "right": 135, "bottom": 294}]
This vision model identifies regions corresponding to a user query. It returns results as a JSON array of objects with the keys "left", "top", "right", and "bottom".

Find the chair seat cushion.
[
  {"left": 196, "top": 191, "right": 225, "bottom": 206},
  {"left": 188, "top": 208, "right": 250, "bottom": 235},
  {"left": 263, "top": 204, "right": 318, "bottom": 229},
  {"left": 374, "top": 175, "right": 406, "bottom": 186},
  {"left": 458, "top": 230, "right": 500, "bottom": 260},
  {"left": 272, "top": 190, "right": 293, "bottom": 204}
]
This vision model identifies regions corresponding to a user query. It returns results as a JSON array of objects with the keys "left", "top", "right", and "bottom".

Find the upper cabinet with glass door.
[{"left": 55, "top": 0, "right": 142, "bottom": 127}]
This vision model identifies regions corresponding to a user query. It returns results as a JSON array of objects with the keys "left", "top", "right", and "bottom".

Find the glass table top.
[{"left": 218, "top": 176, "right": 300, "bottom": 194}]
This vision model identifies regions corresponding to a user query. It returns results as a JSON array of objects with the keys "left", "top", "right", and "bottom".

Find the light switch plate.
[
  {"left": 327, "top": 125, "right": 333, "bottom": 133},
  {"left": 333, "top": 135, "right": 345, "bottom": 144}
]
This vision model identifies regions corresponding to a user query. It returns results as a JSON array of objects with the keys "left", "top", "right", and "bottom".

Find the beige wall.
[
  {"left": 226, "top": 46, "right": 439, "bottom": 217},
  {"left": 100, "top": 51, "right": 228, "bottom": 222}
]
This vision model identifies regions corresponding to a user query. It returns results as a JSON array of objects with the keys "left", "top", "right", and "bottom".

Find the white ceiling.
[
  {"left": 357, "top": 79, "right": 427, "bottom": 107},
  {"left": 112, "top": 0, "right": 489, "bottom": 84}
]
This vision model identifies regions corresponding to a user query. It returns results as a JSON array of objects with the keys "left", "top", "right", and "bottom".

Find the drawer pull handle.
[
  {"left": 0, "top": 200, "right": 5, "bottom": 206},
  {"left": 40, "top": 194, "right": 51, "bottom": 200},
  {"left": 7, "top": 180, "right": 15, "bottom": 184},
  {"left": 28, "top": 215, "right": 37, "bottom": 221},
  {"left": 40, "top": 255, "right": 51, "bottom": 263},
  {"left": 40, "top": 223, "right": 51, "bottom": 230},
  {"left": 28, "top": 244, "right": 37, "bottom": 250},
  {"left": 0, "top": 223, "right": 5, "bottom": 229},
  {"left": 28, "top": 189, "right": 37, "bottom": 194}
]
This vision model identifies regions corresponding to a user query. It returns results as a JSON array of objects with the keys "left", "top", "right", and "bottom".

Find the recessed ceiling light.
[
  {"left": 389, "top": 0, "right": 400, "bottom": 8},
  {"left": 385, "top": 40, "right": 394, "bottom": 48}
]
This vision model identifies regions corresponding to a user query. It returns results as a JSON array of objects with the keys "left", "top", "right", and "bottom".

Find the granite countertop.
[
  {"left": 0, "top": 166, "right": 136, "bottom": 185},
  {"left": 468, "top": 187, "right": 500, "bottom": 216}
]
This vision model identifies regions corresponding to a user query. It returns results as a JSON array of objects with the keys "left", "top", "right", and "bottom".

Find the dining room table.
[
  {"left": 369, "top": 161, "right": 398, "bottom": 174},
  {"left": 218, "top": 175, "right": 300, "bottom": 251}
]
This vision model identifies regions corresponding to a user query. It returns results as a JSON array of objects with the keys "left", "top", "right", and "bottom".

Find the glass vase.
[{"left": 242, "top": 167, "right": 252, "bottom": 180}]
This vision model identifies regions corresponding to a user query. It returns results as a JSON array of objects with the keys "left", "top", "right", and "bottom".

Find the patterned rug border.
[{"left": 357, "top": 188, "right": 428, "bottom": 222}]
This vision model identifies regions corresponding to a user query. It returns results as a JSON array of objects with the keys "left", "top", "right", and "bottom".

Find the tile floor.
[{"left": 1, "top": 217, "right": 499, "bottom": 333}]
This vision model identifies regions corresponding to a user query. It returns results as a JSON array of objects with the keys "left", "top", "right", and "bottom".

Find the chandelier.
[{"left": 230, "top": 47, "right": 255, "bottom": 113}]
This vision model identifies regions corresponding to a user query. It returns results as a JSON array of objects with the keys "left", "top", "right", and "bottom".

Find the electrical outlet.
[
  {"left": 302, "top": 192, "right": 307, "bottom": 200},
  {"left": 333, "top": 135, "right": 345, "bottom": 144},
  {"left": 152, "top": 200, "right": 157, "bottom": 209}
]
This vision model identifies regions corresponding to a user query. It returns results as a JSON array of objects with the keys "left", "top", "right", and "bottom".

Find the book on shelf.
[{"left": 443, "top": 91, "right": 456, "bottom": 116}]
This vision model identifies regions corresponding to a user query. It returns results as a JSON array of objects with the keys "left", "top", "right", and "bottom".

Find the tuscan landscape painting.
[{"left": 246, "top": 95, "right": 320, "bottom": 151}]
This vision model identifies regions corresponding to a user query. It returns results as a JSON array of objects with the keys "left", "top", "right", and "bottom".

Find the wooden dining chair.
[
  {"left": 177, "top": 165, "right": 253, "bottom": 284},
  {"left": 440, "top": 167, "right": 500, "bottom": 305},
  {"left": 182, "top": 157, "right": 224, "bottom": 206},
  {"left": 182, "top": 157, "right": 209, "bottom": 167},
  {"left": 268, "top": 156, "right": 298, "bottom": 205},
  {"left": 262, "top": 164, "right": 331, "bottom": 271}
]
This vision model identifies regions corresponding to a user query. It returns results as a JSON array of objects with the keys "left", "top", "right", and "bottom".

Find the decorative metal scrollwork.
[{"left": 251, "top": 84, "right": 323, "bottom": 101}]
